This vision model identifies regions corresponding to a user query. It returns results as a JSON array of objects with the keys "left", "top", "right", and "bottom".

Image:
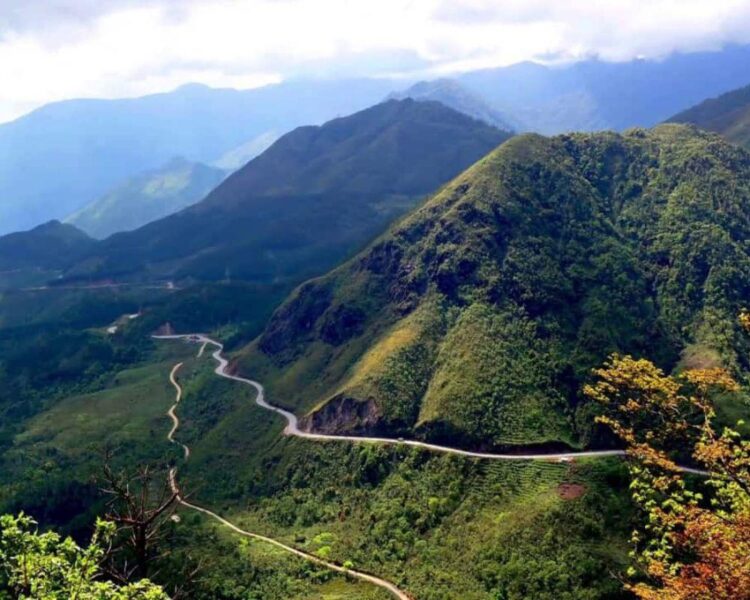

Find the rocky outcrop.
[{"left": 300, "top": 394, "right": 381, "bottom": 435}]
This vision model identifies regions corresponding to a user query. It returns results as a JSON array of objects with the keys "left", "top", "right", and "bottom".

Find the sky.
[{"left": 1, "top": 0, "right": 750, "bottom": 123}]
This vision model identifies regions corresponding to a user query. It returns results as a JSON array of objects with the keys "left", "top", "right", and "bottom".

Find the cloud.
[{"left": 1, "top": 0, "right": 750, "bottom": 123}]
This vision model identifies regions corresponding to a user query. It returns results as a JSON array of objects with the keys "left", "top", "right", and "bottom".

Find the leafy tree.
[
  {"left": 0, "top": 513, "right": 168, "bottom": 599},
  {"left": 584, "top": 345, "right": 750, "bottom": 599}
]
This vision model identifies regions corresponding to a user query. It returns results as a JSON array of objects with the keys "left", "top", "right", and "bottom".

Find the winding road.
[
  {"left": 156, "top": 333, "right": 629, "bottom": 461},
  {"left": 165, "top": 357, "right": 412, "bottom": 600},
  {"left": 157, "top": 332, "right": 709, "bottom": 599}
]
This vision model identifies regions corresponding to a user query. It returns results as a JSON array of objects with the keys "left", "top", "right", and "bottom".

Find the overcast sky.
[{"left": 1, "top": 0, "right": 750, "bottom": 123}]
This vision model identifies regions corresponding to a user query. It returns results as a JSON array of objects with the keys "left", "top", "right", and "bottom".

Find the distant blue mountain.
[
  {"left": 2, "top": 44, "right": 750, "bottom": 234},
  {"left": 457, "top": 44, "right": 750, "bottom": 133},
  {"left": 0, "top": 79, "right": 398, "bottom": 234}
]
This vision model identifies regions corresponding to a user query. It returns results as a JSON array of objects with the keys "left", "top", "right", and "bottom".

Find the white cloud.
[{"left": 1, "top": 0, "right": 750, "bottom": 123}]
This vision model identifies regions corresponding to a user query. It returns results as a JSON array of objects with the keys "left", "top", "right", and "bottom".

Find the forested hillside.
[
  {"left": 0, "top": 221, "right": 93, "bottom": 271},
  {"left": 237, "top": 124, "right": 750, "bottom": 450}
]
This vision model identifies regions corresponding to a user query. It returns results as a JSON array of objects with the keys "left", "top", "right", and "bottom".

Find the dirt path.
[{"left": 165, "top": 357, "right": 412, "bottom": 600}]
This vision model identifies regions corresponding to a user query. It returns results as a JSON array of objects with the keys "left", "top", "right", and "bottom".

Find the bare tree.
[{"left": 99, "top": 454, "right": 179, "bottom": 583}]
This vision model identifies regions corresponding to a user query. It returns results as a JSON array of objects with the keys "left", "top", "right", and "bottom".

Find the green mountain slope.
[
  {"left": 667, "top": 83, "right": 750, "bottom": 148},
  {"left": 70, "top": 99, "right": 511, "bottom": 285},
  {"left": 65, "top": 158, "right": 226, "bottom": 239},
  {"left": 236, "top": 124, "right": 750, "bottom": 450},
  {"left": 0, "top": 221, "right": 93, "bottom": 271}
]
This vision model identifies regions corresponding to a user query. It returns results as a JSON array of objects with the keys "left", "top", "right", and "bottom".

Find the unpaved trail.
[
  {"left": 157, "top": 332, "right": 709, "bottom": 600},
  {"left": 165, "top": 351, "right": 412, "bottom": 600}
]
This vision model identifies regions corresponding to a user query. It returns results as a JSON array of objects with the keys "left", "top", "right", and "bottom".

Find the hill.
[
  {"left": 0, "top": 79, "right": 398, "bottom": 234},
  {"left": 65, "top": 158, "right": 226, "bottom": 239},
  {"left": 388, "top": 79, "right": 517, "bottom": 131},
  {"left": 236, "top": 124, "right": 750, "bottom": 451},
  {"left": 667, "top": 83, "right": 750, "bottom": 148},
  {"left": 0, "top": 221, "right": 94, "bottom": 271},
  {"left": 69, "top": 99, "right": 511, "bottom": 286}
]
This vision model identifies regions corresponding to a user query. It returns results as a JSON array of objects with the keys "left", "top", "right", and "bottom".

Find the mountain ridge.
[
  {"left": 234, "top": 123, "right": 750, "bottom": 451},
  {"left": 65, "top": 99, "right": 511, "bottom": 286},
  {"left": 667, "top": 82, "right": 750, "bottom": 148},
  {"left": 65, "top": 158, "right": 227, "bottom": 239}
]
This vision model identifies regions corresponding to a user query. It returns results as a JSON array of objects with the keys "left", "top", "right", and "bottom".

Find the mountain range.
[
  {"left": 63, "top": 99, "right": 509, "bottom": 287},
  {"left": 3, "top": 48, "right": 750, "bottom": 600},
  {"left": 388, "top": 79, "right": 517, "bottom": 131},
  {"left": 0, "top": 78, "right": 398, "bottom": 235},
  {"left": 454, "top": 44, "right": 750, "bottom": 133},
  {"left": 235, "top": 124, "right": 750, "bottom": 450},
  {"left": 3, "top": 44, "right": 750, "bottom": 237}
]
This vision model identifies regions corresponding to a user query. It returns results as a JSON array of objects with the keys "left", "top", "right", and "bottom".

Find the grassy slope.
[
  {"left": 66, "top": 159, "right": 226, "bottom": 239},
  {"left": 0, "top": 335, "right": 633, "bottom": 598},
  {"left": 668, "top": 83, "right": 750, "bottom": 148},
  {"left": 0, "top": 340, "right": 398, "bottom": 599},
  {"left": 236, "top": 124, "right": 750, "bottom": 450},
  {"left": 175, "top": 348, "right": 632, "bottom": 600}
]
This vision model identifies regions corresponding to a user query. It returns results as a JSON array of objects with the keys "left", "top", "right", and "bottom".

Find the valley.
[{"left": 2, "top": 21, "right": 750, "bottom": 598}]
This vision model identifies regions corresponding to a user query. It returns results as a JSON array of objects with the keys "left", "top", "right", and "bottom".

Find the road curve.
[
  {"left": 165, "top": 358, "right": 412, "bottom": 600},
  {"left": 155, "top": 333, "right": 627, "bottom": 462},
  {"left": 167, "top": 363, "right": 190, "bottom": 460}
]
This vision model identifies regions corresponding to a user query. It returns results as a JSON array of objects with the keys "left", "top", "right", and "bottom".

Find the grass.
[
  {"left": 171, "top": 346, "right": 633, "bottom": 599},
  {"left": 0, "top": 342, "right": 194, "bottom": 507},
  {"left": 0, "top": 336, "right": 634, "bottom": 598}
]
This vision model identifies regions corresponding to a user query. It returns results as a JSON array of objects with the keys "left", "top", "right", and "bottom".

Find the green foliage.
[
  {"left": 0, "top": 513, "right": 168, "bottom": 599},
  {"left": 420, "top": 303, "right": 570, "bottom": 446},
  {"left": 241, "top": 125, "right": 750, "bottom": 449}
]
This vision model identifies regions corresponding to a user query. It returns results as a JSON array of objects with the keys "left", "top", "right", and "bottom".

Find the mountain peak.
[{"left": 388, "top": 79, "right": 516, "bottom": 132}]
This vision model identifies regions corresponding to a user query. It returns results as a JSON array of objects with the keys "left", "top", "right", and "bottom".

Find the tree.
[
  {"left": 99, "top": 459, "right": 179, "bottom": 585},
  {"left": 0, "top": 513, "right": 168, "bottom": 599},
  {"left": 584, "top": 350, "right": 750, "bottom": 599}
]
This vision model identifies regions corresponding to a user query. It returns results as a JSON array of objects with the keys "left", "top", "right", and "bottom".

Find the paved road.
[
  {"left": 165, "top": 360, "right": 412, "bottom": 600},
  {"left": 155, "top": 333, "right": 629, "bottom": 462},
  {"left": 156, "top": 332, "right": 712, "bottom": 598}
]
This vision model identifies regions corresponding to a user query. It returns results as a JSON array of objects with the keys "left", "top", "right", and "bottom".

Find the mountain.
[
  {"left": 388, "top": 79, "right": 517, "bottom": 131},
  {"left": 667, "top": 83, "right": 750, "bottom": 148},
  {"left": 67, "top": 99, "right": 511, "bottom": 285},
  {"left": 0, "top": 221, "right": 93, "bottom": 271},
  {"left": 65, "top": 158, "right": 226, "bottom": 239},
  {"left": 456, "top": 45, "right": 750, "bottom": 133},
  {"left": 235, "top": 124, "right": 750, "bottom": 451},
  {"left": 211, "top": 131, "right": 280, "bottom": 171},
  {"left": 0, "top": 78, "right": 400, "bottom": 234},
  {"left": 4, "top": 45, "right": 750, "bottom": 235}
]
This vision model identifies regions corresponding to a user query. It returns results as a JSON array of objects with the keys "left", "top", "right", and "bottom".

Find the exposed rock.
[{"left": 300, "top": 394, "right": 381, "bottom": 434}]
